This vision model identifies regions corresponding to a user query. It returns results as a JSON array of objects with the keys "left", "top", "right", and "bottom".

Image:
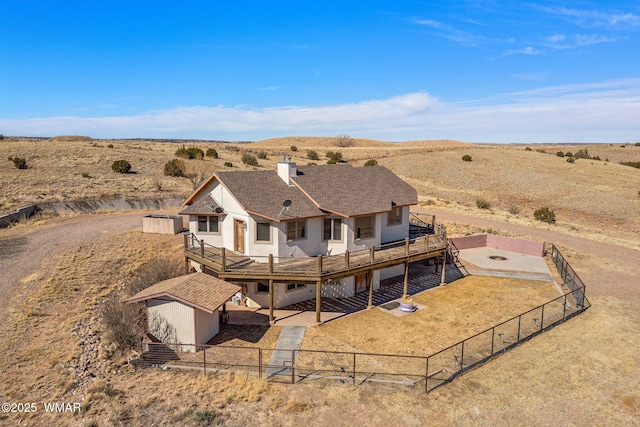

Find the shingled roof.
[
  {"left": 181, "top": 164, "right": 417, "bottom": 220},
  {"left": 124, "top": 272, "right": 240, "bottom": 313},
  {"left": 178, "top": 195, "right": 224, "bottom": 215},
  {"left": 292, "top": 165, "right": 417, "bottom": 217}
]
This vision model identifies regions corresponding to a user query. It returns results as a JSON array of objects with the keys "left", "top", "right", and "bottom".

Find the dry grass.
[{"left": 301, "top": 276, "right": 562, "bottom": 357}]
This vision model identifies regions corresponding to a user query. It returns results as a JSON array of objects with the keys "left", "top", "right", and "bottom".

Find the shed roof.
[{"left": 124, "top": 272, "right": 240, "bottom": 314}]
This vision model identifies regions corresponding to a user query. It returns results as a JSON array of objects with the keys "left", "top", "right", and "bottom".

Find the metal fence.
[{"left": 134, "top": 246, "right": 590, "bottom": 393}]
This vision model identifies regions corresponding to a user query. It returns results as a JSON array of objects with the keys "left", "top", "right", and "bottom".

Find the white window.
[
  {"left": 256, "top": 222, "right": 271, "bottom": 242},
  {"left": 355, "top": 215, "right": 374, "bottom": 239},
  {"left": 323, "top": 218, "right": 342, "bottom": 241},
  {"left": 388, "top": 206, "right": 402, "bottom": 226},
  {"left": 197, "top": 216, "right": 219, "bottom": 233},
  {"left": 286, "top": 220, "right": 306, "bottom": 241}
]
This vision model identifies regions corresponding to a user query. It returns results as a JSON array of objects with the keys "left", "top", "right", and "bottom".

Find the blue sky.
[{"left": 1, "top": 1, "right": 639, "bottom": 143}]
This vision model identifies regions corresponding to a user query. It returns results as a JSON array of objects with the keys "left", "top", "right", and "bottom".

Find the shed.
[{"left": 125, "top": 273, "right": 240, "bottom": 352}]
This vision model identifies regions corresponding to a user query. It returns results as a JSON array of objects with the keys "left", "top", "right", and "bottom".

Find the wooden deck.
[{"left": 184, "top": 227, "right": 447, "bottom": 283}]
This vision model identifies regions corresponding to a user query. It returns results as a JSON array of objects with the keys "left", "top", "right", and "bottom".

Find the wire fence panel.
[
  {"left": 425, "top": 343, "right": 462, "bottom": 392},
  {"left": 542, "top": 298, "right": 565, "bottom": 330},
  {"left": 492, "top": 317, "right": 520, "bottom": 353},
  {"left": 519, "top": 307, "right": 544, "bottom": 340},
  {"left": 462, "top": 329, "right": 493, "bottom": 368}
]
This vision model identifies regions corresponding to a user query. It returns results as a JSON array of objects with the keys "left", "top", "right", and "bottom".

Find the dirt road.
[{"left": 0, "top": 213, "right": 144, "bottom": 322}]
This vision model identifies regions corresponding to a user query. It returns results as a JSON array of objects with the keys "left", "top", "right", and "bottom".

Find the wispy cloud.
[
  {"left": 2, "top": 79, "right": 638, "bottom": 143},
  {"left": 414, "top": 19, "right": 484, "bottom": 46},
  {"left": 503, "top": 46, "right": 540, "bottom": 56},
  {"left": 539, "top": 6, "right": 640, "bottom": 29},
  {"left": 255, "top": 86, "right": 281, "bottom": 91}
]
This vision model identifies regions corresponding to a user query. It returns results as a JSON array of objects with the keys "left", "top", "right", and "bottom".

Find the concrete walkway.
[{"left": 265, "top": 325, "right": 306, "bottom": 378}]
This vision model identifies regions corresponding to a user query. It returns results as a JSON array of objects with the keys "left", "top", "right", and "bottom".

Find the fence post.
[
  {"left": 562, "top": 294, "right": 568, "bottom": 322},
  {"left": 460, "top": 342, "right": 465, "bottom": 371},
  {"left": 353, "top": 353, "right": 356, "bottom": 386},
  {"left": 203, "top": 347, "right": 207, "bottom": 376},
  {"left": 517, "top": 315, "right": 521, "bottom": 342},
  {"left": 425, "top": 357, "right": 429, "bottom": 393},
  {"left": 540, "top": 305, "right": 545, "bottom": 331},
  {"left": 491, "top": 326, "right": 495, "bottom": 355},
  {"left": 258, "top": 348, "right": 262, "bottom": 379},
  {"left": 291, "top": 350, "right": 296, "bottom": 384}
]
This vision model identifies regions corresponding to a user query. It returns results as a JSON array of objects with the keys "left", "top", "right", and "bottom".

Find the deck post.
[
  {"left": 345, "top": 251, "right": 350, "bottom": 270},
  {"left": 367, "top": 271, "right": 374, "bottom": 308},
  {"left": 183, "top": 232, "right": 188, "bottom": 250},
  {"left": 426, "top": 235, "right": 429, "bottom": 251},
  {"left": 369, "top": 246, "right": 375, "bottom": 263},
  {"left": 200, "top": 239, "right": 205, "bottom": 257},
  {"left": 269, "top": 279, "right": 274, "bottom": 322},
  {"left": 221, "top": 247, "right": 226, "bottom": 272},
  {"left": 316, "top": 256, "right": 322, "bottom": 276},
  {"left": 184, "top": 256, "right": 190, "bottom": 275},
  {"left": 403, "top": 260, "right": 409, "bottom": 298},
  {"left": 405, "top": 238, "right": 409, "bottom": 256},
  {"left": 268, "top": 254, "right": 273, "bottom": 274},
  {"left": 316, "top": 280, "right": 322, "bottom": 323}
]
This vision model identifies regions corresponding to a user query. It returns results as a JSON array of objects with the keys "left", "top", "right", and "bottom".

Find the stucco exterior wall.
[
  {"left": 194, "top": 307, "right": 219, "bottom": 345},
  {"left": 381, "top": 206, "right": 410, "bottom": 244},
  {"left": 450, "top": 234, "right": 544, "bottom": 257}
]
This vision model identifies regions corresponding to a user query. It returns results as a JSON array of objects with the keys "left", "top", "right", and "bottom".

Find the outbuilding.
[{"left": 125, "top": 272, "right": 240, "bottom": 352}]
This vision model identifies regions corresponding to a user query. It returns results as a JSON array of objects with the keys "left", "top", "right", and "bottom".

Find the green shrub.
[
  {"left": 290, "top": 145, "right": 298, "bottom": 152},
  {"left": 257, "top": 151, "right": 268, "bottom": 159},
  {"left": 475, "top": 197, "right": 490, "bottom": 209},
  {"left": 364, "top": 159, "right": 378, "bottom": 166},
  {"left": 620, "top": 161, "right": 640, "bottom": 169},
  {"left": 565, "top": 151, "right": 573, "bottom": 157},
  {"left": 508, "top": 206, "right": 520, "bottom": 215},
  {"left": 241, "top": 153, "right": 258, "bottom": 166},
  {"left": 107, "top": 143, "right": 114, "bottom": 148},
  {"left": 556, "top": 151, "right": 565, "bottom": 157},
  {"left": 175, "top": 146, "right": 204, "bottom": 159},
  {"left": 574, "top": 148, "right": 590, "bottom": 159},
  {"left": 566, "top": 157, "right": 575, "bottom": 163},
  {"left": 224, "top": 162, "right": 233, "bottom": 167},
  {"left": 175, "top": 146, "right": 189, "bottom": 158},
  {"left": 534, "top": 207, "right": 556, "bottom": 224},
  {"left": 0, "top": 134, "right": 4, "bottom": 140},
  {"left": 591, "top": 155, "right": 601, "bottom": 161},
  {"left": 111, "top": 159, "right": 131, "bottom": 173},
  {"left": 525, "top": 147, "right": 532, "bottom": 151},
  {"left": 307, "top": 150, "right": 319, "bottom": 160},
  {"left": 205, "top": 148, "right": 218, "bottom": 158},
  {"left": 12, "top": 157, "right": 27, "bottom": 169},
  {"left": 462, "top": 154, "right": 472, "bottom": 162},
  {"left": 635, "top": 142, "right": 640, "bottom": 146},
  {"left": 536, "top": 149, "right": 546, "bottom": 154},
  {"left": 327, "top": 159, "right": 337, "bottom": 164},
  {"left": 164, "top": 159, "right": 186, "bottom": 177},
  {"left": 326, "top": 151, "right": 342, "bottom": 162}
]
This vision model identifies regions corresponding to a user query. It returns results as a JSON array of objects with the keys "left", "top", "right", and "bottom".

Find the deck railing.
[{"left": 184, "top": 222, "right": 447, "bottom": 279}]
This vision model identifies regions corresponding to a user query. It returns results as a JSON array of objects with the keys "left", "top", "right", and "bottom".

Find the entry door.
[
  {"left": 355, "top": 273, "right": 368, "bottom": 294},
  {"left": 234, "top": 220, "right": 245, "bottom": 253}
]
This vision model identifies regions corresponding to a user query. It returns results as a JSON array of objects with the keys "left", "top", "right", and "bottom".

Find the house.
[{"left": 180, "top": 158, "right": 448, "bottom": 323}]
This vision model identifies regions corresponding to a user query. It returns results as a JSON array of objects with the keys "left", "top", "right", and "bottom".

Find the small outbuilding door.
[{"left": 234, "top": 219, "right": 245, "bottom": 253}]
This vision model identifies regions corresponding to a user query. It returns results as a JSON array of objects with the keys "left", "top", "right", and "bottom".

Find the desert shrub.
[
  {"left": 525, "top": 147, "right": 532, "bottom": 151},
  {"left": 565, "top": 151, "right": 573, "bottom": 157},
  {"left": 636, "top": 142, "right": 640, "bottom": 146},
  {"left": 335, "top": 134, "right": 355, "bottom": 147},
  {"left": 12, "top": 157, "right": 27, "bottom": 169},
  {"left": 327, "top": 159, "right": 337, "bottom": 164},
  {"left": 205, "top": 148, "right": 218, "bottom": 158},
  {"left": 175, "top": 146, "right": 189, "bottom": 158},
  {"left": 307, "top": 150, "right": 319, "bottom": 160},
  {"left": 81, "top": 171, "right": 92, "bottom": 178},
  {"left": 257, "top": 151, "right": 268, "bottom": 159},
  {"left": 591, "top": 155, "right": 601, "bottom": 161},
  {"left": 125, "top": 258, "right": 184, "bottom": 296},
  {"left": 508, "top": 205, "right": 520, "bottom": 215},
  {"left": 241, "top": 153, "right": 258, "bottom": 166},
  {"left": 566, "top": 157, "right": 575, "bottom": 163},
  {"left": 534, "top": 207, "right": 556, "bottom": 224},
  {"left": 364, "top": 159, "right": 378, "bottom": 166},
  {"left": 111, "top": 160, "right": 131, "bottom": 174},
  {"left": 224, "top": 162, "right": 233, "bottom": 167},
  {"left": 326, "top": 151, "right": 342, "bottom": 162},
  {"left": 574, "top": 148, "right": 590, "bottom": 159},
  {"left": 620, "top": 161, "right": 640, "bottom": 169},
  {"left": 100, "top": 292, "right": 145, "bottom": 351},
  {"left": 556, "top": 151, "right": 565, "bottom": 157},
  {"left": 187, "top": 147, "right": 204, "bottom": 160},
  {"left": 290, "top": 145, "right": 298, "bottom": 152},
  {"left": 0, "top": 134, "right": 3, "bottom": 140},
  {"left": 462, "top": 154, "right": 472, "bottom": 162},
  {"left": 536, "top": 149, "right": 546, "bottom": 153},
  {"left": 164, "top": 159, "right": 186, "bottom": 177},
  {"left": 307, "top": 162, "right": 317, "bottom": 166},
  {"left": 475, "top": 197, "right": 491, "bottom": 209},
  {"left": 107, "top": 143, "right": 114, "bottom": 148}
]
